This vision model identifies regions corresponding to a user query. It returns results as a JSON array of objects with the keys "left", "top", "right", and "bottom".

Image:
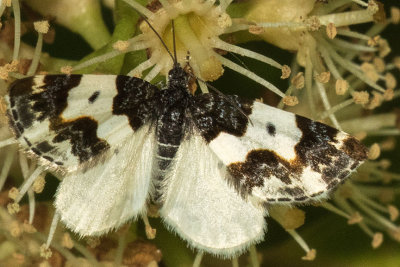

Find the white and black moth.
[{"left": 5, "top": 64, "right": 367, "bottom": 257}]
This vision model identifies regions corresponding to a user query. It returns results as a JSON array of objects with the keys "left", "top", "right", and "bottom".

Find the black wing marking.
[
  {"left": 7, "top": 75, "right": 159, "bottom": 168},
  {"left": 189, "top": 93, "right": 253, "bottom": 143},
  {"left": 113, "top": 75, "right": 160, "bottom": 130},
  {"left": 190, "top": 95, "right": 368, "bottom": 204}
]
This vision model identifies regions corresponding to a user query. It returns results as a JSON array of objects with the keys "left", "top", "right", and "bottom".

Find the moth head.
[{"left": 167, "top": 64, "right": 189, "bottom": 91}]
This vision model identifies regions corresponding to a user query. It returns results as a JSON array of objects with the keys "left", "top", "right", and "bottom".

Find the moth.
[
  {"left": 5, "top": 13, "right": 369, "bottom": 255},
  {"left": 5, "top": 64, "right": 368, "bottom": 257}
]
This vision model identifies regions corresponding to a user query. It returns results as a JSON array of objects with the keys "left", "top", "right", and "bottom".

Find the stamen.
[
  {"left": 353, "top": 188, "right": 400, "bottom": 221},
  {"left": 193, "top": 251, "right": 204, "bottom": 267},
  {"left": 28, "top": 190, "right": 35, "bottom": 224},
  {"left": 340, "top": 113, "right": 396, "bottom": 133},
  {"left": 19, "top": 152, "right": 29, "bottom": 178},
  {"left": 333, "top": 192, "right": 379, "bottom": 236},
  {"left": 352, "top": 197, "right": 399, "bottom": 232},
  {"left": 277, "top": 85, "right": 295, "bottom": 109},
  {"left": 72, "top": 42, "right": 149, "bottom": 71},
  {"left": 249, "top": 245, "right": 260, "bottom": 266},
  {"left": 144, "top": 63, "right": 163, "bottom": 82},
  {"left": 257, "top": 21, "right": 304, "bottom": 29},
  {"left": 35, "top": 231, "right": 76, "bottom": 261},
  {"left": 371, "top": 232, "right": 383, "bottom": 248},
  {"left": 319, "top": 99, "right": 354, "bottom": 120},
  {"left": 351, "top": 0, "right": 369, "bottom": 7},
  {"left": 366, "top": 195, "right": 393, "bottom": 214},
  {"left": 281, "top": 65, "right": 291, "bottom": 79},
  {"left": 15, "top": 167, "right": 44, "bottom": 203},
  {"left": 319, "top": 45, "right": 345, "bottom": 80},
  {"left": 72, "top": 237, "right": 99, "bottom": 264},
  {"left": 27, "top": 21, "right": 49, "bottom": 75},
  {"left": 114, "top": 232, "right": 127, "bottom": 266},
  {"left": 367, "top": 129, "right": 400, "bottom": 136},
  {"left": 45, "top": 212, "right": 60, "bottom": 248},
  {"left": 198, "top": 80, "right": 209, "bottom": 94},
  {"left": 368, "top": 143, "right": 380, "bottom": 160},
  {"left": 142, "top": 214, "right": 156, "bottom": 239},
  {"left": 305, "top": 53, "right": 316, "bottom": 117},
  {"left": 320, "top": 37, "right": 386, "bottom": 93},
  {"left": 388, "top": 205, "right": 399, "bottom": 221},
  {"left": 391, "top": 7, "right": 400, "bottom": 24},
  {"left": 0, "top": 149, "right": 15, "bottom": 191},
  {"left": 326, "top": 23, "right": 337, "bottom": 39},
  {"left": 127, "top": 59, "right": 154, "bottom": 77},
  {"left": 121, "top": 0, "right": 154, "bottom": 19},
  {"left": 32, "top": 174, "right": 45, "bottom": 193},
  {"left": 40, "top": 244, "right": 52, "bottom": 259},
  {"left": 348, "top": 212, "right": 364, "bottom": 225},
  {"left": 337, "top": 28, "right": 372, "bottom": 41},
  {"left": 336, "top": 80, "right": 349, "bottom": 95},
  {"left": 217, "top": 55, "right": 285, "bottom": 98},
  {"left": 73, "top": 50, "right": 122, "bottom": 71},
  {"left": 331, "top": 38, "right": 377, "bottom": 52},
  {"left": 286, "top": 229, "right": 313, "bottom": 256},
  {"left": 316, "top": 82, "right": 342, "bottom": 130},
  {"left": 318, "top": 10, "right": 374, "bottom": 27},
  {"left": 61, "top": 233, "right": 74, "bottom": 249},
  {"left": 212, "top": 39, "right": 282, "bottom": 69},
  {"left": 232, "top": 257, "right": 239, "bottom": 267},
  {"left": 8, "top": 72, "right": 26, "bottom": 79},
  {"left": 219, "top": 0, "right": 233, "bottom": 12},
  {"left": 346, "top": 27, "right": 388, "bottom": 61},
  {"left": 18, "top": 154, "right": 39, "bottom": 222},
  {"left": 223, "top": 22, "right": 249, "bottom": 34},
  {"left": 28, "top": 36, "right": 43, "bottom": 75},
  {"left": 283, "top": 96, "right": 299, "bottom": 107},
  {"left": 291, "top": 72, "right": 305, "bottom": 89},
  {"left": 373, "top": 170, "right": 400, "bottom": 181},
  {"left": 302, "top": 249, "right": 317, "bottom": 261},
  {"left": 11, "top": 0, "right": 21, "bottom": 60}
]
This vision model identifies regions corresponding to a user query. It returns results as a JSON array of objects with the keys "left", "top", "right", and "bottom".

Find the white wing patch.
[
  {"left": 209, "top": 102, "right": 302, "bottom": 164},
  {"left": 206, "top": 101, "right": 367, "bottom": 204},
  {"left": 62, "top": 75, "right": 116, "bottom": 122},
  {"left": 159, "top": 127, "right": 266, "bottom": 257},
  {"left": 55, "top": 123, "right": 155, "bottom": 236}
]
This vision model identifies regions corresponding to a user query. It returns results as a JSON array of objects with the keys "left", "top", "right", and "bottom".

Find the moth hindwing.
[{"left": 6, "top": 66, "right": 367, "bottom": 257}]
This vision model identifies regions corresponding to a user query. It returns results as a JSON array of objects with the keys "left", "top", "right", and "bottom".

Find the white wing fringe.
[
  {"left": 55, "top": 124, "right": 155, "bottom": 236},
  {"left": 160, "top": 128, "right": 267, "bottom": 258}
]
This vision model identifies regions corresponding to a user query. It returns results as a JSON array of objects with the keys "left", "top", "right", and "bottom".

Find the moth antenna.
[
  {"left": 171, "top": 20, "right": 178, "bottom": 66},
  {"left": 141, "top": 16, "right": 176, "bottom": 65},
  {"left": 229, "top": 52, "right": 251, "bottom": 72}
]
